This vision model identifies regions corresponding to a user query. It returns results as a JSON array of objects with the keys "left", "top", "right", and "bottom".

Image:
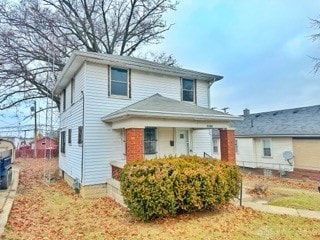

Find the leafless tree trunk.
[{"left": 0, "top": 0, "right": 178, "bottom": 112}]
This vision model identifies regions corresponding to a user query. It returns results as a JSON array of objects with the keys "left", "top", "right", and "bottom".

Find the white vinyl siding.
[
  {"left": 59, "top": 64, "right": 85, "bottom": 182},
  {"left": 59, "top": 62, "right": 213, "bottom": 186},
  {"left": 235, "top": 138, "right": 256, "bottom": 168},
  {"left": 196, "top": 80, "right": 209, "bottom": 107},
  {"left": 245, "top": 138, "right": 294, "bottom": 171},
  {"left": 157, "top": 128, "right": 175, "bottom": 156},
  {"left": 131, "top": 70, "right": 180, "bottom": 101},
  {"left": 192, "top": 129, "right": 212, "bottom": 156}
]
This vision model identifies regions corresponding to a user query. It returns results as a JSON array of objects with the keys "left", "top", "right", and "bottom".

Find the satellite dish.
[
  {"left": 283, "top": 151, "right": 294, "bottom": 166},
  {"left": 283, "top": 151, "right": 293, "bottom": 160}
]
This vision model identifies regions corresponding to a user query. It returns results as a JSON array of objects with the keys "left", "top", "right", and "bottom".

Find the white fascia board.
[{"left": 109, "top": 117, "right": 231, "bottom": 130}]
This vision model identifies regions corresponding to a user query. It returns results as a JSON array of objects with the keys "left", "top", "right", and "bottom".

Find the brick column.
[
  {"left": 219, "top": 129, "right": 235, "bottom": 164},
  {"left": 126, "top": 128, "right": 144, "bottom": 162}
]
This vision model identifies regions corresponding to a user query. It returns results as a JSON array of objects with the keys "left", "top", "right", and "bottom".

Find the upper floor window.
[
  {"left": 181, "top": 78, "right": 195, "bottom": 102},
  {"left": 62, "top": 89, "right": 66, "bottom": 111},
  {"left": 110, "top": 67, "right": 129, "bottom": 97},
  {"left": 71, "top": 78, "right": 75, "bottom": 104},
  {"left": 144, "top": 127, "right": 157, "bottom": 154},
  {"left": 262, "top": 138, "right": 272, "bottom": 157}
]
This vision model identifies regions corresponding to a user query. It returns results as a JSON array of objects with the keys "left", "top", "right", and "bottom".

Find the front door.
[{"left": 176, "top": 129, "right": 189, "bottom": 155}]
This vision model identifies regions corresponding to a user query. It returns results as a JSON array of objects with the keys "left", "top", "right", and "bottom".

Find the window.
[
  {"left": 235, "top": 139, "right": 238, "bottom": 154},
  {"left": 262, "top": 139, "right": 272, "bottom": 157},
  {"left": 144, "top": 127, "right": 157, "bottom": 154},
  {"left": 78, "top": 126, "right": 83, "bottom": 144},
  {"left": 110, "top": 67, "right": 129, "bottom": 97},
  {"left": 60, "top": 131, "right": 66, "bottom": 153},
  {"left": 62, "top": 89, "right": 66, "bottom": 111},
  {"left": 212, "top": 139, "right": 219, "bottom": 153},
  {"left": 71, "top": 78, "right": 75, "bottom": 104},
  {"left": 182, "top": 78, "right": 195, "bottom": 102},
  {"left": 68, "top": 129, "right": 72, "bottom": 144}
]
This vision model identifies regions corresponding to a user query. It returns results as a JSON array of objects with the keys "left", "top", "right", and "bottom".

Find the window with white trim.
[
  {"left": 78, "top": 126, "right": 83, "bottom": 144},
  {"left": 212, "top": 139, "right": 219, "bottom": 154},
  {"left": 68, "top": 129, "right": 72, "bottom": 144},
  {"left": 60, "top": 131, "right": 66, "bottom": 153},
  {"left": 110, "top": 67, "right": 129, "bottom": 97},
  {"left": 144, "top": 127, "right": 157, "bottom": 154},
  {"left": 62, "top": 89, "right": 66, "bottom": 111},
  {"left": 262, "top": 138, "right": 272, "bottom": 157},
  {"left": 235, "top": 139, "right": 238, "bottom": 154},
  {"left": 181, "top": 78, "right": 195, "bottom": 102},
  {"left": 71, "top": 78, "right": 75, "bottom": 104}
]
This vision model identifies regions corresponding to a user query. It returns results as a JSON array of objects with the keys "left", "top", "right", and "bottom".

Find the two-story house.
[{"left": 53, "top": 51, "right": 240, "bottom": 198}]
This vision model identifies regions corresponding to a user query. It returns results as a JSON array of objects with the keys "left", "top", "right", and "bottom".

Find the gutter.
[{"left": 80, "top": 91, "right": 84, "bottom": 184}]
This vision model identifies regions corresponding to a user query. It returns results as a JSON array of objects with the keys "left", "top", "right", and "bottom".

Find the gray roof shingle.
[
  {"left": 231, "top": 105, "right": 320, "bottom": 137},
  {"left": 102, "top": 94, "right": 240, "bottom": 122}
]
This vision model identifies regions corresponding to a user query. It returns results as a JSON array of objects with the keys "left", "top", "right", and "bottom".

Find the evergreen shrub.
[{"left": 120, "top": 155, "right": 241, "bottom": 220}]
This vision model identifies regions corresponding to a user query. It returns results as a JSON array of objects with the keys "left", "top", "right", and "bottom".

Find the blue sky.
[
  {"left": 1, "top": 0, "right": 319, "bottom": 132},
  {"left": 149, "top": 0, "right": 320, "bottom": 115}
]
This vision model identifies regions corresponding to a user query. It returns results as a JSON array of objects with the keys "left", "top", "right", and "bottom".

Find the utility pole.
[{"left": 31, "top": 101, "right": 37, "bottom": 158}]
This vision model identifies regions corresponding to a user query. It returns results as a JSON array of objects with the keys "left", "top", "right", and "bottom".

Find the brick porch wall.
[
  {"left": 219, "top": 129, "right": 235, "bottom": 164},
  {"left": 126, "top": 128, "right": 144, "bottom": 162},
  {"left": 112, "top": 165, "right": 122, "bottom": 181}
]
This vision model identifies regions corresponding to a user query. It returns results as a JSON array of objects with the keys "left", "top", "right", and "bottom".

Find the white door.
[{"left": 176, "top": 129, "right": 189, "bottom": 155}]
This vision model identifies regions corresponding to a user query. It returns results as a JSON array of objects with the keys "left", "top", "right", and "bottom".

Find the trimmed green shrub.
[{"left": 120, "top": 155, "right": 241, "bottom": 220}]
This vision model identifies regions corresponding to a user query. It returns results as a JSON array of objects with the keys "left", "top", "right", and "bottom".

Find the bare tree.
[
  {"left": 310, "top": 17, "right": 320, "bottom": 73},
  {"left": 0, "top": 0, "right": 178, "bottom": 112}
]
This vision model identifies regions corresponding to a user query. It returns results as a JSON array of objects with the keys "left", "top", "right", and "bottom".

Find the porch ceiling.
[{"left": 101, "top": 94, "right": 241, "bottom": 129}]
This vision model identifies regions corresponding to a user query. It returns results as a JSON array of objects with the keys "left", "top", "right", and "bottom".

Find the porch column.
[
  {"left": 126, "top": 128, "right": 144, "bottom": 162},
  {"left": 219, "top": 128, "right": 235, "bottom": 164}
]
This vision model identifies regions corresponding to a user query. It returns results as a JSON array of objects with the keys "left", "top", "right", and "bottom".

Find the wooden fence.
[{"left": 15, "top": 149, "right": 58, "bottom": 158}]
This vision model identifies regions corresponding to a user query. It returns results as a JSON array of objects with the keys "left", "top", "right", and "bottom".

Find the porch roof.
[{"left": 101, "top": 94, "right": 241, "bottom": 125}]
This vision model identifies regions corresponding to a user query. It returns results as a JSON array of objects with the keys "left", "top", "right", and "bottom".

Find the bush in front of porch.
[{"left": 120, "top": 155, "right": 241, "bottom": 221}]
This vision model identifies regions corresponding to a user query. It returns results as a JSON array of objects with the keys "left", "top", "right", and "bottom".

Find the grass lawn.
[
  {"left": 2, "top": 159, "right": 320, "bottom": 239},
  {"left": 243, "top": 173, "right": 320, "bottom": 211},
  {"left": 267, "top": 187, "right": 320, "bottom": 211}
]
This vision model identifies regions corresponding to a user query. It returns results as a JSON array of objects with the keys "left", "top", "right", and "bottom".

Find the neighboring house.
[
  {"left": 213, "top": 106, "right": 320, "bottom": 181},
  {"left": 0, "top": 139, "right": 15, "bottom": 163},
  {"left": 15, "top": 137, "right": 58, "bottom": 158},
  {"left": 53, "top": 51, "right": 240, "bottom": 198},
  {"left": 30, "top": 137, "right": 58, "bottom": 150}
]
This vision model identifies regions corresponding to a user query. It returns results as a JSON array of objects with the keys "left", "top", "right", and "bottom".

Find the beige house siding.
[{"left": 293, "top": 139, "right": 320, "bottom": 171}]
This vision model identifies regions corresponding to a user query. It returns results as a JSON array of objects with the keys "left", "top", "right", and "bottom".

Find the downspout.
[
  {"left": 208, "top": 76, "right": 216, "bottom": 108},
  {"left": 80, "top": 91, "right": 84, "bottom": 184},
  {"left": 208, "top": 76, "right": 222, "bottom": 156}
]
